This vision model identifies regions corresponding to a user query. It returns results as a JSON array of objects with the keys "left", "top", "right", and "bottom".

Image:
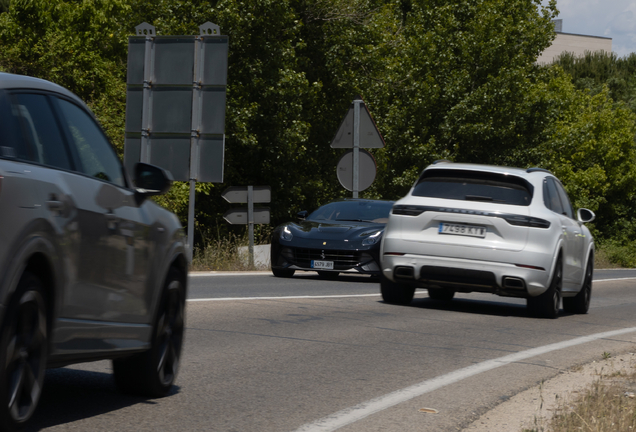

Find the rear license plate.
[
  {"left": 439, "top": 222, "right": 486, "bottom": 238},
  {"left": 312, "top": 260, "right": 334, "bottom": 270}
]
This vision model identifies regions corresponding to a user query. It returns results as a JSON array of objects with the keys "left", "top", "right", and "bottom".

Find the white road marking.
[
  {"left": 189, "top": 271, "right": 272, "bottom": 277},
  {"left": 292, "top": 326, "right": 636, "bottom": 432},
  {"left": 187, "top": 294, "right": 381, "bottom": 302},
  {"left": 187, "top": 277, "right": 635, "bottom": 303},
  {"left": 594, "top": 277, "right": 636, "bottom": 282}
]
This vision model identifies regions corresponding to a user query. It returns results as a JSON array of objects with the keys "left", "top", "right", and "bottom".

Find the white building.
[{"left": 537, "top": 19, "right": 612, "bottom": 64}]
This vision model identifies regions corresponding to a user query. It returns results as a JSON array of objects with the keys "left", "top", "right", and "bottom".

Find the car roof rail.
[
  {"left": 526, "top": 167, "right": 553, "bottom": 174},
  {"left": 432, "top": 159, "right": 452, "bottom": 164}
]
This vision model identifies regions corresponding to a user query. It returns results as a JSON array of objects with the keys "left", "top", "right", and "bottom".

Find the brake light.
[
  {"left": 392, "top": 205, "right": 426, "bottom": 216},
  {"left": 502, "top": 215, "right": 551, "bottom": 229}
]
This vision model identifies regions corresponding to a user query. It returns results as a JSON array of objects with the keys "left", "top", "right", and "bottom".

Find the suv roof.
[
  {"left": 422, "top": 162, "right": 553, "bottom": 180},
  {"left": 0, "top": 72, "right": 83, "bottom": 105}
]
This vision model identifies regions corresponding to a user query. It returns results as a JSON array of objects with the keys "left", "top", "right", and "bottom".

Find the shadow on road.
[
  {"left": 284, "top": 273, "right": 379, "bottom": 283},
  {"left": 26, "top": 367, "right": 180, "bottom": 431},
  {"left": 395, "top": 294, "right": 538, "bottom": 319}
]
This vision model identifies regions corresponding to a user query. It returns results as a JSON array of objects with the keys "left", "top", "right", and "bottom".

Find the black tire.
[
  {"left": 113, "top": 268, "right": 185, "bottom": 397},
  {"left": 563, "top": 257, "right": 593, "bottom": 314},
  {"left": 272, "top": 268, "right": 295, "bottom": 278},
  {"left": 0, "top": 272, "right": 48, "bottom": 432},
  {"left": 380, "top": 275, "right": 415, "bottom": 305},
  {"left": 528, "top": 256, "right": 562, "bottom": 319},
  {"left": 427, "top": 288, "right": 455, "bottom": 301},
  {"left": 317, "top": 271, "right": 339, "bottom": 280}
]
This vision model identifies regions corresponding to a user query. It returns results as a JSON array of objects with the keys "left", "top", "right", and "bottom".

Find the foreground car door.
[{"left": 54, "top": 97, "right": 154, "bottom": 324}]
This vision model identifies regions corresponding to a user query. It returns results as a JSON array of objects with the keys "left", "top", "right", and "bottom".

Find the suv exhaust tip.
[
  {"left": 394, "top": 266, "right": 415, "bottom": 280},
  {"left": 502, "top": 276, "right": 525, "bottom": 290}
]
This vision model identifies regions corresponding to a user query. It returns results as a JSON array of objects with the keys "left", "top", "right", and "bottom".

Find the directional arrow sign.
[
  {"left": 330, "top": 97, "right": 385, "bottom": 149},
  {"left": 223, "top": 208, "right": 271, "bottom": 225},
  {"left": 222, "top": 186, "right": 271, "bottom": 203}
]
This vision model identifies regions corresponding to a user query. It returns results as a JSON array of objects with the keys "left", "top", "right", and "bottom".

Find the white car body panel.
[{"left": 380, "top": 163, "right": 594, "bottom": 300}]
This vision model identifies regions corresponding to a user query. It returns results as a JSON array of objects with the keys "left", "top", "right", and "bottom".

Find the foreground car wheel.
[
  {"left": 528, "top": 257, "right": 562, "bottom": 319},
  {"left": 272, "top": 268, "right": 295, "bottom": 278},
  {"left": 380, "top": 275, "right": 415, "bottom": 305},
  {"left": 114, "top": 268, "right": 185, "bottom": 397},
  {"left": 427, "top": 288, "right": 454, "bottom": 301},
  {"left": 0, "top": 272, "right": 47, "bottom": 432},
  {"left": 563, "top": 257, "right": 593, "bottom": 314}
]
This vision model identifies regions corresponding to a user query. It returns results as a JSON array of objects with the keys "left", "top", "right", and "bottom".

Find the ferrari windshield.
[{"left": 308, "top": 200, "right": 394, "bottom": 223}]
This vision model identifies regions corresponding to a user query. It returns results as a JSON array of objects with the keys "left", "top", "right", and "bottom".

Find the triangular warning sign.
[{"left": 330, "top": 97, "right": 385, "bottom": 148}]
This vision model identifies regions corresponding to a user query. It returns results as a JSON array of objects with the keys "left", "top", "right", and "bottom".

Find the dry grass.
[
  {"left": 594, "top": 247, "right": 624, "bottom": 269},
  {"left": 523, "top": 356, "right": 636, "bottom": 432},
  {"left": 191, "top": 227, "right": 272, "bottom": 272}
]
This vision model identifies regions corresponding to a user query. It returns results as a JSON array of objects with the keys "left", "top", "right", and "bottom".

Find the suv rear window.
[{"left": 412, "top": 169, "right": 533, "bottom": 206}]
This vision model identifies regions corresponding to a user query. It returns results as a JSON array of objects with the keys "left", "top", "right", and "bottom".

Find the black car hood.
[{"left": 287, "top": 220, "right": 384, "bottom": 240}]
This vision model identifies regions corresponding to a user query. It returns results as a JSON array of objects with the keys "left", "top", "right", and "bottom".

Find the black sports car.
[{"left": 271, "top": 199, "right": 395, "bottom": 278}]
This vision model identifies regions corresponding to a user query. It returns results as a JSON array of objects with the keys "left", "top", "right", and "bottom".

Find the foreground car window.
[
  {"left": 56, "top": 98, "right": 125, "bottom": 187},
  {"left": 13, "top": 93, "right": 72, "bottom": 170},
  {"left": 0, "top": 91, "right": 31, "bottom": 160},
  {"left": 308, "top": 200, "right": 394, "bottom": 222},
  {"left": 412, "top": 169, "right": 533, "bottom": 206}
]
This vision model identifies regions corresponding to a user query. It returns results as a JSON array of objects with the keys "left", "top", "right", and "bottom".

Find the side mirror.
[
  {"left": 577, "top": 208, "right": 595, "bottom": 223},
  {"left": 134, "top": 163, "right": 173, "bottom": 202},
  {"left": 297, "top": 210, "right": 308, "bottom": 220}
]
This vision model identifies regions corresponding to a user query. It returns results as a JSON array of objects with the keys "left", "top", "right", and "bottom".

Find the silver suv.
[
  {"left": 380, "top": 162, "right": 595, "bottom": 319},
  {"left": 0, "top": 73, "right": 188, "bottom": 430}
]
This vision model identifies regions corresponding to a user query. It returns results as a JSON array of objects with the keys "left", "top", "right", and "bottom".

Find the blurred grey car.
[{"left": 0, "top": 73, "right": 188, "bottom": 430}]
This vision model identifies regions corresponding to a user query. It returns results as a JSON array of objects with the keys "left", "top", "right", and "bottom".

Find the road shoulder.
[{"left": 462, "top": 351, "right": 636, "bottom": 431}]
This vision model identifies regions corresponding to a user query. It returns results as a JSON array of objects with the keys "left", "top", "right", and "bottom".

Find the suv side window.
[
  {"left": 544, "top": 178, "right": 564, "bottom": 215},
  {"left": 55, "top": 98, "right": 125, "bottom": 188},
  {"left": 12, "top": 93, "right": 72, "bottom": 170},
  {"left": 554, "top": 180, "right": 574, "bottom": 219},
  {"left": 0, "top": 91, "right": 32, "bottom": 160}
]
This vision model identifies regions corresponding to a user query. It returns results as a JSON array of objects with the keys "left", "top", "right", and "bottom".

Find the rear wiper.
[
  {"left": 465, "top": 195, "right": 504, "bottom": 203},
  {"left": 335, "top": 219, "right": 364, "bottom": 222}
]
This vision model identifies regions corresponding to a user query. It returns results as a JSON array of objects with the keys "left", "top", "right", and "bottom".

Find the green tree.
[{"left": 553, "top": 50, "right": 636, "bottom": 113}]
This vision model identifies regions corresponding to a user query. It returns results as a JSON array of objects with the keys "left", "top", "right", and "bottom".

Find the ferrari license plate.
[
  {"left": 312, "top": 260, "right": 334, "bottom": 269},
  {"left": 439, "top": 222, "right": 486, "bottom": 238}
]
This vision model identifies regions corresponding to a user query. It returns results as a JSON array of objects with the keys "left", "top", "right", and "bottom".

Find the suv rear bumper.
[{"left": 381, "top": 253, "right": 552, "bottom": 297}]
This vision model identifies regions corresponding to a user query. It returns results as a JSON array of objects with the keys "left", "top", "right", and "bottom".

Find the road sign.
[
  {"left": 330, "top": 96, "right": 385, "bottom": 149},
  {"left": 337, "top": 149, "right": 376, "bottom": 192},
  {"left": 124, "top": 22, "right": 230, "bottom": 263},
  {"left": 223, "top": 208, "right": 271, "bottom": 225},
  {"left": 222, "top": 186, "right": 271, "bottom": 203},
  {"left": 222, "top": 185, "right": 271, "bottom": 267}
]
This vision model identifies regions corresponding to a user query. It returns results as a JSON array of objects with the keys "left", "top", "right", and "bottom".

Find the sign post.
[
  {"left": 222, "top": 186, "right": 271, "bottom": 267},
  {"left": 330, "top": 96, "right": 385, "bottom": 196}
]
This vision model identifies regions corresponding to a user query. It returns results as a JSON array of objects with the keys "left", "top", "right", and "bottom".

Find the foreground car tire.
[
  {"left": 427, "top": 288, "right": 455, "bottom": 301},
  {"left": 380, "top": 275, "right": 415, "bottom": 305},
  {"left": 113, "top": 268, "right": 185, "bottom": 397},
  {"left": 528, "top": 257, "right": 562, "bottom": 319},
  {"left": 563, "top": 257, "right": 593, "bottom": 314},
  {"left": 0, "top": 272, "right": 47, "bottom": 432},
  {"left": 272, "top": 268, "right": 295, "bottom": 278}
]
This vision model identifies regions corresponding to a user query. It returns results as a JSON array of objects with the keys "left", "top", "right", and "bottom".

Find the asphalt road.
[{"left": 26, "top": 269, "right": 636, "bottom": 432}]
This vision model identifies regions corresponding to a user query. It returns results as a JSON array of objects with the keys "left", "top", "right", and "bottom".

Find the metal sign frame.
[{"left": 125, "top": 22, "right": 229, "bottom": 262}]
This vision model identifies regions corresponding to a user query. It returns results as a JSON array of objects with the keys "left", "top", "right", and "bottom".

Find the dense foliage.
[
  {"left": 1, "top": 0, "right": 635, "bottom": 254},
  {"left": 554, "top": 51, "right": 636, "bottom": 112}
]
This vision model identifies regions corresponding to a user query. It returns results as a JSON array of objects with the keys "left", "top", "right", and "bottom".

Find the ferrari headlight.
[
  {"left": 361, "top": 230, "right": 382, "bottom": 246},
  {"left": 280, "top": 226, "right": 293, "bottom": 242}
]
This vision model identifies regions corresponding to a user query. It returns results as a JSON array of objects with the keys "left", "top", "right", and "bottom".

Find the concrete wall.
[
  {"left": 238, "top": 244, "right": 271, "bottom": 268},
  {"left": 537, "top": 32, "right": 612, "bottom": 64}
]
